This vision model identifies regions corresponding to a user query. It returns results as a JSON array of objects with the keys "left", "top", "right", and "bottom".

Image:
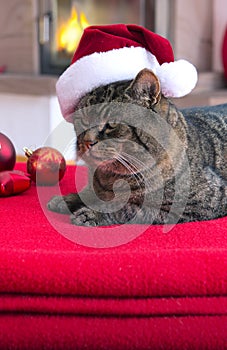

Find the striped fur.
[{"left": 48, "top": 69, "right": 227, "bottom": 226}]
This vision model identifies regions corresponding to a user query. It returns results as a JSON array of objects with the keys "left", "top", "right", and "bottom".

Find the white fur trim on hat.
[
  {"left": 56, "top": 46, "right": 159, "bottom": 120},
  {"left": 156, "top": 59, "right": 198, "bottom": 98},
  {"left": 56, "top": 46, "right": 197, "bottom": 121}
]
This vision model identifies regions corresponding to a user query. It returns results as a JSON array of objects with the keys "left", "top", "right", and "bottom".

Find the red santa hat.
[{"left": 56, "top": 24, "right": 198, "bottom": 122}]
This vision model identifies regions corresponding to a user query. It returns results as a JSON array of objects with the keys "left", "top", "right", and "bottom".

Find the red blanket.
[{"left": 0, "top": 163, "right": 226, "bottom": 349}]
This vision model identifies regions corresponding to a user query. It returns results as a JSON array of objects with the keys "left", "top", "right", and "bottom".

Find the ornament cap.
[{"left": 23, "top": 147, "right": 33, "bottom": 158}]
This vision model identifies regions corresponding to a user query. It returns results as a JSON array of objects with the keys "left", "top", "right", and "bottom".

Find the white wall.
[
  {"left": 172, "top": 0, "right": 212, "bottom": 71},
  {"left": 0, "top": 94, "right": 75, "bottom": 160}
]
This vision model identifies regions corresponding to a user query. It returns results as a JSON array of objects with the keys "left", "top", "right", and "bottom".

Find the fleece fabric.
[{"left": 0, "top": 162, "right": 226, "bottom": 350}]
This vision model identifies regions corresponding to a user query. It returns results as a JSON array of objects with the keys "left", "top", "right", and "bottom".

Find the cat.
[{"left": 48, "top": 68, "right": 227, "bottom": 226}]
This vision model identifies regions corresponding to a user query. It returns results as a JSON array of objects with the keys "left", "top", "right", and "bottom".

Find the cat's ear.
[{"left": 130, "top": 68, "right": 161, "bottom": 105}]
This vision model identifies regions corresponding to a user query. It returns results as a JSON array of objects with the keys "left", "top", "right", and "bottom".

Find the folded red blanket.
[
  {"left": 0, "top": 315, "right": 226, "bottom": 350},
  {"left": 0, "top": 163, "right": 226, "bottom": 298},
  {"left": 0, "top": 163, "right": 226, "bottom": 349}
]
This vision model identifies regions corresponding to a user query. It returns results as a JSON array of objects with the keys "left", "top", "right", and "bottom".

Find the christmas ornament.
[
  {"left": 24, "top": 146, "right": 66, "bottom": 186},
  {"left": 0, "top": 170, "right": 31, "bottom": 197},
  {"left": 0, "top": 133, "right": 16, "bottom": 171},
  {"left": 56, "top": 24, "right": 197, "bottom": 122}
]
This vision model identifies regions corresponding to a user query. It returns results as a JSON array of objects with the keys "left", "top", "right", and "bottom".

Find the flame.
[{"left": 57, "top": 6, "right": 89, "bottom": 54}]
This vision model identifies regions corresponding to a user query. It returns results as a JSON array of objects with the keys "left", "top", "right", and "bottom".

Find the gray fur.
[{"left": 48, "top": 69, "right": 227, "bottom": 226}]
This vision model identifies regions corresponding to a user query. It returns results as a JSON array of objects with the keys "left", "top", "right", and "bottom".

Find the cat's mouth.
[
  {"left": 93, "top": 158, "right": 140, "bottom": 176},
  {"left": 78, "top": 141, "right": 153, "bottom": 175},
  {"left": 79, "top": 150, "right": 148, "bottom": 177}
]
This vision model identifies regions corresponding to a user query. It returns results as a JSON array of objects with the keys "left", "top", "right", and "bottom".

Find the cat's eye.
[{"left": 106, "top": 122, "right": 118, "bottom": 129}]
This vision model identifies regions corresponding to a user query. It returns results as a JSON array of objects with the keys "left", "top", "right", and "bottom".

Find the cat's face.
[
  {"left": 72, "top": 69, "right": 186, "bottom": 177},
  {"left": 76, "top": 117, "right": 140, "bottom": 175}
]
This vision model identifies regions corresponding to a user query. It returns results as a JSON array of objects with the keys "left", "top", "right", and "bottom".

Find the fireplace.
[{"left": 38, "top": 0, "right": 155, "bottom": 75}]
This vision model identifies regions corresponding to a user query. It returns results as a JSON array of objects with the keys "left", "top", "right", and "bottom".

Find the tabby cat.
[{"left": 48, "top": 69, "right": 227, "bottom": 226}]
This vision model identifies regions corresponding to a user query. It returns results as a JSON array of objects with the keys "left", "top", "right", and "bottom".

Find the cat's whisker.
[
  {"left": 121, "top": 151, "right": 153, "bottom": 172},
  {"left": 120, "top": 151, "right": 155, "bottom": 189},
  {"left": 113, "top": 153, "right": 143, "bottom": 189}
]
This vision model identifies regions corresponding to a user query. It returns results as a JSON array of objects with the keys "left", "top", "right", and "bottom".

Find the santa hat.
[{"left": 56, "top": 24, "right": 198, "bottom": 122}]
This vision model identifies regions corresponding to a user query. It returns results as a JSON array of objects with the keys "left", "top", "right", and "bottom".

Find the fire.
[{"left": 57, "top": 6, "right": 89, "bottom": 54}]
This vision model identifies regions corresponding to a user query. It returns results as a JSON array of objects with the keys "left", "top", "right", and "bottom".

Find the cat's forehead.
[
  {"left": 78, "top": 80, "right": 131, "bottom": 106},
  {"left": 74, "top": 101, "right": 127, "bottom": 125},
  {"left": 73, "top": 100, "right": 164, "bottom": 140}
]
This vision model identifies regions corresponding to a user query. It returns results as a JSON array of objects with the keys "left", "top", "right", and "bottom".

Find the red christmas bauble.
[
  {"left": 24, "top": 146, "right": 66, "bottom": 186},
  {"left": 0, "top": 133, "right": 16, "bottom": 171}
]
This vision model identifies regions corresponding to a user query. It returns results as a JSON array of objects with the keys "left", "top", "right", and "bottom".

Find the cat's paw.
[
  {"left": 70, "top": 207, "right": 100, "bottom": 226},
  {"left": 47, "top": 195, "right": 71, "bottom": 214}
]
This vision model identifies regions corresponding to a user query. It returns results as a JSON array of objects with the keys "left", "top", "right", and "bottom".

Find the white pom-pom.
[{"left": 156, "top": 59, "right": 198, "bottom": 98}]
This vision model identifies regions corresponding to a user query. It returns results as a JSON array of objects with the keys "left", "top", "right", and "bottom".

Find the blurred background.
[{"left": 0, "top": 0, "right": 226, "bottom": 160}]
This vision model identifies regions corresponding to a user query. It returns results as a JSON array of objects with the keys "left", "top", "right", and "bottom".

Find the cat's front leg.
[
  {"left": 70, "top": 203, "right": 152, "bottom": 226},
  {"left": 47, "top": 186, "right": 91, "bottom": 214}
]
